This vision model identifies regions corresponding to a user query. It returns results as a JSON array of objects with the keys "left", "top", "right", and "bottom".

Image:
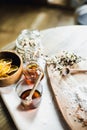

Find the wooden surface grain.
[
  {"left": 0, "top": 5, "right": 74, "bottom": 49},
  {"left": 46, "top": 62, "right": 87, "bottom": 130},
  {"left": 44, "top": 26, "right": 87, "bottom": 130}
]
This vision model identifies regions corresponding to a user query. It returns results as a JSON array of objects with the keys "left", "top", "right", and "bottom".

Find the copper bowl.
[{"left": 0, "top": 50, "right": 23, "bottom": 87}]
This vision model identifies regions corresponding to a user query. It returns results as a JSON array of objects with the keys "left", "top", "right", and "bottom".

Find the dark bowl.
[{"left": 0, "top": 50, "right": 23, "bottom": 87}]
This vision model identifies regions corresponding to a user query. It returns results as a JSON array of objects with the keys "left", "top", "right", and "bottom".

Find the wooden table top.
[{"left": 0, "top": 25, "right": 87, "bottom": 130}]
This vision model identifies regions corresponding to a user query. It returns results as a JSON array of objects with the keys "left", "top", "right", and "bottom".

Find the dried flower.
[{"left": 46, "top": 51, "right": 82, "bottom": 74}]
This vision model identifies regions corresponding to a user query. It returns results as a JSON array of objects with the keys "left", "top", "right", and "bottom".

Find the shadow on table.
[{"left": 0, "top": 96, "right": 18, "bottom": 130}]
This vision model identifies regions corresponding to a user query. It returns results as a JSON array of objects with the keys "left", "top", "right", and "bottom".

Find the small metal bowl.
[{"left": 0, "top": 50, "right": 23, "bottom": 87}]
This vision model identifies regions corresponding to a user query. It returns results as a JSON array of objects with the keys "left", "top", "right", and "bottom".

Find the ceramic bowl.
[{"left": 0, "top": 50, "right": 23, "bottom": 87}]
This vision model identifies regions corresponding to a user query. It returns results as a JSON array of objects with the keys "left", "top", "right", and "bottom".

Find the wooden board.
[{"left": 46, "top": 61, "right": 87, "bottom": 130}]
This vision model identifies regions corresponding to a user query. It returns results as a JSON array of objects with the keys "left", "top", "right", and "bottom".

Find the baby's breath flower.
[{"left": 46, "top": 51, "right": 82, "bottom": 74}]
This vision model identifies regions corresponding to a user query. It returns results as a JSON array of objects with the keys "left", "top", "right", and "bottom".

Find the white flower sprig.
[{"left": 46, "top": 51, "right": 82, "bottom": 74}]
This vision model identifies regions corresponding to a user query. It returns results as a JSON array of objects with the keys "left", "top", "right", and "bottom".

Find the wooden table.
[{"left": 0, "top": 26, "right": 87, "bottom": 130}]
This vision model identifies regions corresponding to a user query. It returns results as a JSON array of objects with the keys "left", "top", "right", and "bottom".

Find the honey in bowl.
[
  {"left": 20, "top": 89, "right": 41, "bottom": 100},
  {"left": 23, "top": 61, "right": 44, "bottom": 85},
  {"left": 20, "top": 89, "right": 41, "bottom": 109},
  {"left": 16, "top": 79, "right": 43, "bottom": 110}
]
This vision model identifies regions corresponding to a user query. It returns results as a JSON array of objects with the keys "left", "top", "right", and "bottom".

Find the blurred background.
[{"left": 0, "top": 0, "right": 86, "bottom": 48}]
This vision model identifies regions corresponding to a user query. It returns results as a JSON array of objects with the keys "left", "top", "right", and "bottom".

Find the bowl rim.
[{"left": 0, "top": 50, "right": 23, "bottom": 80}]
